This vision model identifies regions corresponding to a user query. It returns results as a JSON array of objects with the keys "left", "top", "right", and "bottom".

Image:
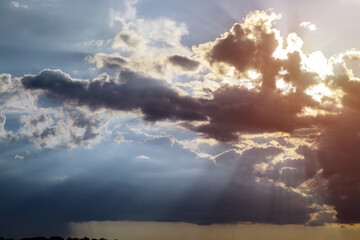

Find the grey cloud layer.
[
  {"left": 21, "top": 69, "right": 315, "bottom": 141},
  {"left": 22, "top": 69, "right": 206, "bottom": 122},
  {"left": 168, "top": 55, "right": 200, "bottom": 71}
]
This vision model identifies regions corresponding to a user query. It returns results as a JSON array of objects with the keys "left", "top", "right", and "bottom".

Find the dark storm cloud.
[
  {"left": 22, "top": 69, "right": 206, "bottom": 122},
  {"left": 168, "top": 55, "right": 200, "bottom": 71},
  {"left": 316, "top": 109, "right": 360, "bottom": 223},
  {"left": 194, "top": 87, "right": 315, "bottom": 141},
  {"left": 22, "top": 69, "right": 316, "bottom": 141},
  {"left": 308, "top": 62, "right": 360, "bottom": 223}
]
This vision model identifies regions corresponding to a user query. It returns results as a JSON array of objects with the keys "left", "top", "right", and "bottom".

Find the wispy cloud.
[{"left": 9, "top": 1, "right": 28, "bottom": 9}]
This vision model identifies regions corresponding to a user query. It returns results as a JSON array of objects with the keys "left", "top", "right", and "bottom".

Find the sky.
[{"left": 2, "top": 0, "right": 360, "bottom": 239}]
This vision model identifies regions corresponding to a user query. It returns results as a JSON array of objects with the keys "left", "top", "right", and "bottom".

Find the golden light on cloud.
[
  {"left": 305, "top": 83, "right": 333, "bottom": 102},
  {"left": 286, "top": 33, "right": 304, "bottom": 53},
  {"left": 302, "top": 51, "right": 333, "bottom": 79},
  {"left": 276, "top": 78, "right": 295, "bottom": 94},
  {"left": 247, "top": 69, "right": 261, "bottom": 80}
]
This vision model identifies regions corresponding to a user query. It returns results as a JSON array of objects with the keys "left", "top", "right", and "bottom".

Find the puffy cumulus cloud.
[
  {"left": 16, "top": 104, "right": 115, "bottom": 149},
  {"left": 90, "top": 4, "right": 197, "bottom": 79},
  {"left": 194, "top": 10, "right": 282, "bottom": 90},
  {"left": 112, "top": 30, "right": 147, "bottom": 52},
  {"left": 0, "top": 71, "right": 116, "bottom": 149},
  {"left": 127, "top": 18, "right": 189, "bottom": 54},
  {"left": 0, "top": 74, "right": 40, "bottom": 114},
  {"left": 0, "top": 73, "right": 12, "bottom": 92},
  {"left": 0, "top": 73, "right": 39, "bottom": 140}
]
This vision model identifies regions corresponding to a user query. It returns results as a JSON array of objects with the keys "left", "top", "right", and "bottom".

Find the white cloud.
[
  {"left": 108, "top": 0, "right": 138, "bottom": 28},
  {"left": 14, "top": 154, "right": 24, "bottom": 160},
  {"left": 91, "top": 0, "right": 198, "bottom": 80},
  {"left": 0, "top": 73, "right": 12, "bottom": 92},
  {"left": 10, "top": 1, "right": 28, "bottom": 9},
  {"left": 0, "top": 113, "right": 6, "bottom": 137},
  {"left": 300, "top": 21, "right": 317, "bottom": 31},
  {"left": 135, "top": 155, "right": 150, "bottom": 160}
]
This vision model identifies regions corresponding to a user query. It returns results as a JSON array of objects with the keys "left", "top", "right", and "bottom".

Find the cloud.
[
  {"left": 21, "top": 10, "right": 338, "bottom": 144},
  {"left": 0, "top": 74, "right": 38, "bottom": 114},
  {"left": 108, "top": 0, "right": 138, "bottom": 27},
  {"left": 0, "top": 73, "right": 12, "bottom": 92},
  {"left": 113, "top": 30, "right": 147, "bottom": 52},
  {"left": 88, "top": 54, "right": 128, "bottom": 69},
  {"left": 8, "top": 7, "right": 360, "bottom": 228},
  {"left": 9, "top": 1, "right": 28, "bottom": 9},
  {"left": 168, "top": 55, "right": 200, "bottom": 71},
  {"left": 91, "top": 7, "right": 194, "bottom": 79},
  {"left": 17, "top": 106, "right": 111, "bottom": 149},
  {"left": 21, "top": 69, "right": 206, "bottom": 122},
  {"left": 14, "top": 154, "right": 24, "bottom": 160},
  {"left": 21, "top": 68, "right": 319, "bottom": 142},
  {"left": 0, "top": 113, "right": 7, "bottom": 137},
  {"left": 194, "top": 10, "right": 282, "bottom": 90},
  {"left": 315, "top": 109, "right": 360, "bottom": 223},
  {"left": 308, "top": 205, "right": 336, "bottom": 226},
  {"left": 300, "top": 22, "right": 317, "bottom": 31},
  {"left": 135, "top": 155, "right": 150, "bottom": 160}
]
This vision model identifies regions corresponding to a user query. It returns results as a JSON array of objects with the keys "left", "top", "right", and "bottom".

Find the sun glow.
[
  {"left": 223, "top": 68, "right": 261, "bottom": 89},
  {"left": 305, "top": 83, "right": 333, "bottom": 102},
  {"left": 276, "top": 78, "right": 295, "bottom": 94},
  {"left": 302, "top": 51, "right": 333, "bottom": 79},
  {"left": 247, "top": 69, "right": 261, "bottom": 80},
  {"left": 273, "top": 32, "right": 304, "bottom": 60}
]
